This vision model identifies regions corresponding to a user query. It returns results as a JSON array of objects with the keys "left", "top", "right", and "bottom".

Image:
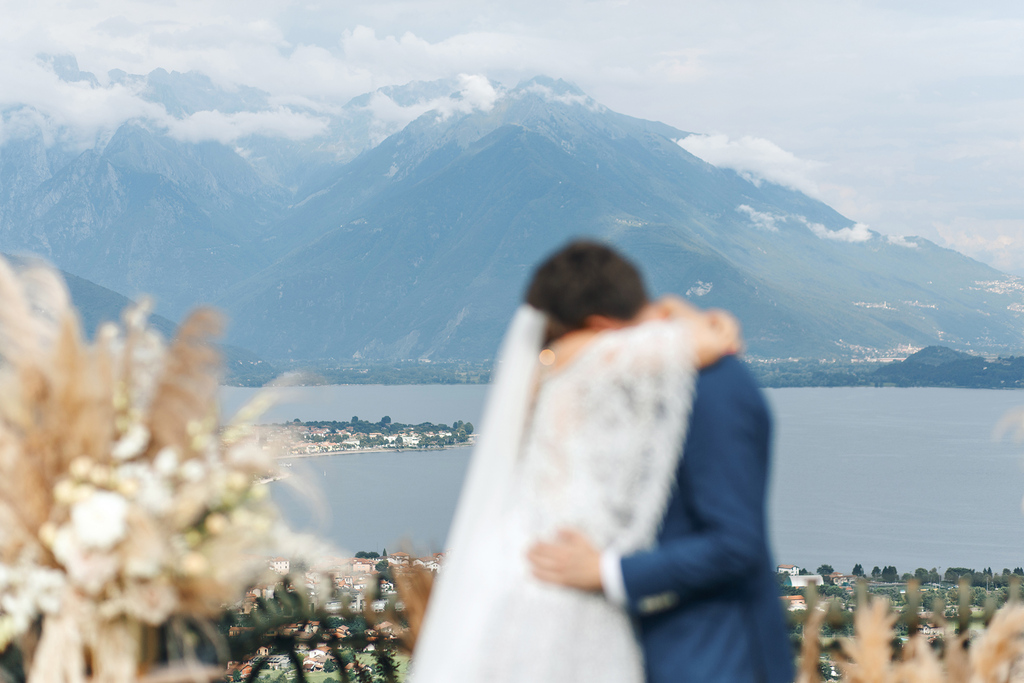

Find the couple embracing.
[{"left": 413, "top": 241, "right": 793, "bottom": 683}]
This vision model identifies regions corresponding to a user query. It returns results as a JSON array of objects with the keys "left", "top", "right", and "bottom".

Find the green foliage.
[
  {"left": 749, "top": 347, "right": 1024, "bottom": 389},
  {"left": 913, "top": 567, "right": 942, "bottom": 584},
  {"left": 818, "top": 585, "right": 847, "bottom": 598},
  {"left": 269, "top": 361, "right": 492, "bottom": 386},
  {"left": 945, "top": 567, "right": 975, "bottom": 583},
  {"left": 225, "top": 577, "right": 402, "bottom": 683},
  {"left": 852, "top": 563, "right": 864, "bottom": 576}
]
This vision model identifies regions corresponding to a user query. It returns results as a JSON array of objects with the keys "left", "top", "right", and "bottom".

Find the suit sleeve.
[{"left": 620, "top": 357, "right": 771, "bottom": 609}]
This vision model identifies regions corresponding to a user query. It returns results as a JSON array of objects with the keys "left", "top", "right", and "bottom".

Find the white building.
[{"left": 786, "top": 575, "right": 824, "bottom": 588}]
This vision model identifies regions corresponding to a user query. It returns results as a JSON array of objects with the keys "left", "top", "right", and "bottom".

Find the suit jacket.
[{"left": 620, "top": 356, "right": 793, "bottom": 683}]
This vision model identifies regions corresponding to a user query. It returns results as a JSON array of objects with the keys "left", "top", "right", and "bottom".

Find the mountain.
[
  {"left": 0, "top": 60, "right": 451, "bottom": 318},
  {"left": 218, "top": 77, "right": 1024, "bottom": 360},
  {"left": 4, "top": 66, "right": 1024, "bottom": 362},
  {"left": 872, "top": 346, "right": 1024, "bottom": 388}
]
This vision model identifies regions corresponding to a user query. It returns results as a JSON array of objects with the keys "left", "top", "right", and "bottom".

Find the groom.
[{"left": 528, "top": 324, "right": 793, "bottom": 682}]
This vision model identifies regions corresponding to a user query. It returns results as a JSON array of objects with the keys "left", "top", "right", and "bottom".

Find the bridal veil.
[{"left": 411, "top": 305, "right": 546, "bottom": 680}]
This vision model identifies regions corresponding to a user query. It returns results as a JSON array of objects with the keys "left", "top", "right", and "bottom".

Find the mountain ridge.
[{"left": 2, "top": 66, "right": 1022, "bottom": 362}]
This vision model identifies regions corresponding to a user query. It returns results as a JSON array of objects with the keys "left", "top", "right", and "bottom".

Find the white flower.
[
  {"left": 124, "top": 555, "right": 162, "bottom": 579},
  {"left": 70, "top": 490, "right": 129, "bottom": 550},
  {"left": 153, "top": 447, "right": 179, "bottom": 477},
  {"left": 0, "top": 562, "right": 65, "bottom": 643},
  {"left": 180, "top": 460, "right": 205, "bottom": 483},
  {"left": 24, "top": 568, "right": 64, "bottom": 614},
  {"left": 112, "top": 423, "right": 151, "bottom": 461},
  {"left": 52, "top": 527, "right": 119, "bottom": 594},
  {"left": 115, "top": 462, "right": 172, "bottom": 514}
]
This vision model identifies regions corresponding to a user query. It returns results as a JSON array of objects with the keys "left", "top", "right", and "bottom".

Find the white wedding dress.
[{"left": 412, "top": 308, "right": 698, "bottom": 683}]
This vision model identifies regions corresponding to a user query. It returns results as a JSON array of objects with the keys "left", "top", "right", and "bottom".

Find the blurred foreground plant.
[
  {"left": 795, "top": 578, "right": 1024, "bottom": 682},
  {"left": 0, "top": 258, "right": 280, "bottom": 683}
]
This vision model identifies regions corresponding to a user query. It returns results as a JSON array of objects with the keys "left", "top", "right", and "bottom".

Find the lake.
[{"left": 220, "top": 385, "right": 1024, "bottom": 575}]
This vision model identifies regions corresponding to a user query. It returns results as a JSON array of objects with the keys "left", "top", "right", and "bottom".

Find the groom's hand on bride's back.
[{"left": 527, "top": 529, "right": 603, "bottom": 592}]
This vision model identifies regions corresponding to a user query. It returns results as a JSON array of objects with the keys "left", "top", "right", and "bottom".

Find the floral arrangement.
[{"left": 0, "top": 258, "right": 279, "bottom": 683}]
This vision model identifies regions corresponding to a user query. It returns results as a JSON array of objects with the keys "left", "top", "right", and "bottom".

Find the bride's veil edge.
[{"left": 410, "top": 305, "right": 546, "bottom": 678}]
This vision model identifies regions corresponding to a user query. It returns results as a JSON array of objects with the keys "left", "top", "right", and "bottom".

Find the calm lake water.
[{"left": 220, "top": 385, "right": 1024, "bottom": 574}]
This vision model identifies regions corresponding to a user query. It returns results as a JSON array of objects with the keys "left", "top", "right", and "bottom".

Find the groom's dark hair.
[{"left": 526, "top": 239, "right": 648, "bottom": 342}]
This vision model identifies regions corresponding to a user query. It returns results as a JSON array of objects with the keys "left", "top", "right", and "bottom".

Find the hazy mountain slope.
[
  {"left": 59, "top": 266, "right": 275, "bottom": 385},
  {"left": 4, "top": 128, "right": 275, "bottom": 316},
  {"left": 0, "top": 62, "right": 465, "bottom": 318},
  {"left": 4, "top": 66, "right": 1023, "bottom": 361},
  {"left": 221, "top": 77, "right": 1024, "bottom": 360}
]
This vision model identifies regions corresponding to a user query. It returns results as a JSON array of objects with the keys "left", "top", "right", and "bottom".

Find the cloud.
[
  {"left": 0, "top": 60, "right": 169, "bottom": 147},
  {"left": 520, "top": 82, "right": 603, "bottom": 110},
  {"left": 799, "top": 217, "right": 873, "bottom": 243},
  {"left": 651, "top": 49, "right": 706, "bottom": 83},
  {"left": 677, "top": 133, "right": 824, "bottom": 197},
  {"left": 340, "top": 25, "right": 544, "bottom": 88},
  {"left": 0, "top": 55, "right": 330, "bottom": 147},
  {"left": 0, "top": 0, "right": 1023, "bottom": 280},
  {"left": 162, "top": 108, "right": 329, "bottom": 144},
  {"left": 934, "top": 218, "right": 1024, "bottom": 275},
  {"left": 360, "top": 73, "right": 501, "bottom": 142},
  {"left": 736, "top": 204, "right": 780, "bottom": 232},
  {"left": 736, "top": 204, "right": 877, "bottom": 244},
  {"left": 886, "top": 234, "right": 919, "bottom": 248}
]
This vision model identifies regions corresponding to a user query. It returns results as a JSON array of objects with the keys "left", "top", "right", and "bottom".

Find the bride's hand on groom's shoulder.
[
  {"left": 639, "top": 295, "right": 743, "bottom": 367},
  {"left": 640, "top": 294, "right": 698, "bottom": 321},
  {"left": 693, "top": 308, "right": 743, "bottom": 367}
]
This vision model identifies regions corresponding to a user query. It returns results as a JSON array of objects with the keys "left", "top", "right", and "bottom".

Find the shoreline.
[
  {"left": 260, "top": 443, "right": 473, "bottom": 484},
  {"left": 276, "top": 440, "right": 475, "bottom": 461}
]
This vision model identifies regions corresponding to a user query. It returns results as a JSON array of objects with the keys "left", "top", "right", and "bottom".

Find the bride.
[{"left": 410, "top": 240, "right": 741, "bottom": 683}]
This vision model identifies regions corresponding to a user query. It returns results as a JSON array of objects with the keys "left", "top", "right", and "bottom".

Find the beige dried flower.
[{"left": 0, "top": 256, "right": 282, "bottom": 679}]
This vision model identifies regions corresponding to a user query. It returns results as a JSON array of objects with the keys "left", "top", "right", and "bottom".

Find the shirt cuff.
[{"left": 600, "top": 549, "right": 627, "bottom": 608}]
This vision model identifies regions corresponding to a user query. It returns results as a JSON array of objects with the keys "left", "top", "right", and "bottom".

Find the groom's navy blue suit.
[{"left": 620, "top": 356, "right": 793, "bottom": 683}]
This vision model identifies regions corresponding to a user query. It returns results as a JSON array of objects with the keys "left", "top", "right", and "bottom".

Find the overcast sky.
[{"left": 3, "top": 0, "right": 1024, "bottom": 273}]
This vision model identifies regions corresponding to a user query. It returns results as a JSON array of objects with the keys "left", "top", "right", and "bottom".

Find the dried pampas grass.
[
  {"left": 968, "top": 604, "right": 1024, "bottom": 683},
  {"left": 839, "top": 596, "right": 899, "bottom": 683},
  {"left": 804, "top": 583, "right": 1024, "bottom": 683},
  {"left": 0, "top": 256, "right": 281, "bottom": 682},
  {"left": 393, "top": 565, "right": 435, "bottom": 653}
]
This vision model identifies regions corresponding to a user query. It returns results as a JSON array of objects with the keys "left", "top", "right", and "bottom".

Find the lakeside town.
[
  {"left": 225, "top": 550, "right": 443, "bottom": 680},
  {"left": 259, "top": 417, "right": 476, "bottom": 460},
  {"left": 223, "top": 556, "right": 1024, "bottom": 681}
]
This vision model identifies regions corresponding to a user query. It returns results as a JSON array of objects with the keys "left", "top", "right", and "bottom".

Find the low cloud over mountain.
[{"left": 2, "top": 70, "right": 1023, "bottom": 362}]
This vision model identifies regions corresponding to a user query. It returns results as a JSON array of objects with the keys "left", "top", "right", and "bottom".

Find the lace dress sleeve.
[{"left": 521, "top": 319, "right": 699, "bottom": 555}]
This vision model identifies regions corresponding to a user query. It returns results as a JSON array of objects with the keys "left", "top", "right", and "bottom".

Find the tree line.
[{"left": 799, "top": 563, "right": 1024, "bottom": 586}]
